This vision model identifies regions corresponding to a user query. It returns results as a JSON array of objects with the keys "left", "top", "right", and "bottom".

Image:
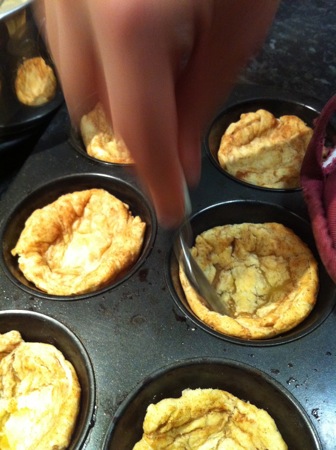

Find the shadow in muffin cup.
[
  {"left": 103, "top": 358, "right": 322, "bottom": 450},
  {"left": 204, "top": 96, "right": 321, "bottom": 192},
  {"left": 165, "top": 200, "right": 336, "bottom": 346},
  {"left": 0, "top": 309, "right": 96, "bottom": 449},
  {"left": 0, "top": 172, "right": 157, "bottom": 300}
]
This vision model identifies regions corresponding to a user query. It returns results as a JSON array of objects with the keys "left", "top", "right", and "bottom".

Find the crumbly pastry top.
[
  {"left": 179, "top": 223, "right": 318, "bottom": 339},
  {"left": 217, "top": 109, "right": 313, "bottom": 189},
  {"left": 133, "top": 388, "right": 288, "bottom": 450},
  {"left": 15, "top": 56, "right": 57, "bottom": 106},
  {"left": 11, "top": 188, "right": 146, "bottom": 295},
  {"left": 80, "top": 102, "right": 134, "bottom": 164},
  {"left": 0, "top": 330, "right": 81, "bottom": 450}
]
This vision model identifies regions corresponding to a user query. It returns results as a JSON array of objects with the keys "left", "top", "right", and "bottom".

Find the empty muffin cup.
[
  {"left": 103, "top": 358, "right": 321, "bottom": 449},
  {"left": 0, "top": 309, "right": 96, "bottom": 449},
  {"left": 0, "top": 172, "right": 156, "bottom": 300},
  {"left": 205, "top": 96, "right": 321, "bottom": 191},
  {"left": 166, "top": 200, "right": 336, "bottom": 346}
]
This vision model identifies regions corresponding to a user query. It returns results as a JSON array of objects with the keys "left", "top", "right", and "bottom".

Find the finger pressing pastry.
[
  {"left": 80, "top": 102, "right": 134, "bottom": 164},
  {"left": 15, "top": 56, "right": 57, "bottom": 106},
  {"left": 11, "top": 188, "right": 146, "bottom": 295},
  {"left": 217, "top": 109, "right": 313, "bottom": 189},
  {"left": 133, "top": 388, "right": 288, "bottom": 450},
  {"left": 0, "top": 330, "right": 81, "bottom": 450},
  {"left": 179, "top": 223, "right": 318, "bottom": 339}
]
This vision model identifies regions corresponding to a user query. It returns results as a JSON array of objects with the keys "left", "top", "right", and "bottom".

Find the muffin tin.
[
  {"left": 205, "top": 97, "right": 320, "bottom": 191},
  {"left": 0, "top": 172, "right": 156, "bottom": 300},
  {"left": 0, "top": 309, "right": 96, "bottom": 449},
  {"left": 69, "top": 129, "right": 135, "bottom": 167},
  {"left": 0, "top": 4, "right": 63, "bottom": 139},
  {"left": 103, "top": 358, "right": 322, "bottom": 449},
  {"left": 0, "top": 84, "right": 335, "bottom": 449},
  {"left": 167, "top": 199, "right": 335, "bottom": 347}
]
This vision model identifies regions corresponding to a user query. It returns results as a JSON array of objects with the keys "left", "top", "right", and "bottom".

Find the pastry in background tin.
[
  {"left": 133, "top": 388, "right": 288, "bottom": 449},
  {"left": 179, "top": 223, "right": 318, "bottom": 339},
  {"left": 80, "top": 102, "right": 134, "bottom": 164},
  {"left": 15, "top": 56, "right": 57, "bottom": 106},
  {"left": 0, "top": 330, "right": 80, "bottom": 450},
  {"left": 3, "top": 8, "right": 26, "bottom": 39},
  {"left": 218, "top": 109, "right": 313, "bottom": 189},
  {"left": 11, "top": 188, "right": 146, "bottom": 295}
]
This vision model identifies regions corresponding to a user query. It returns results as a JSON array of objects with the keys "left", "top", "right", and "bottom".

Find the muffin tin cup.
[
  {"left": 103, "top": 358, "right": 322, "bottom": 450},
  {"left": 0, "top": 5, "right": 63, "bottom": 139},
  {"left": 0, "top": 172, "right": 157, "bottom": 300},
  {"left": 69, "top": 128, "right": 136, "bottom": 168},
  {"left": 166, "top": 199, "right": 336, "bottom": 346},
  {"left": 205, "top": 96, "right": 321, "bottom": 192},
  {"left": 0, "top": 309, "right": 96, "bottom": 449}
]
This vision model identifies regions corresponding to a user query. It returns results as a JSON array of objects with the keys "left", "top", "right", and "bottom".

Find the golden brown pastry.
[
  {"left": 0, "top": 330, "right": 81, "bottom": 450},
  {"left": 133, "top": 388, "right": 288, "bottom": 450},
  {"left": 217, "top": 109, "right": 313, "bottom": 189},
  {"left": 179, "top": 223, "right": 318, "bottom": 339},
  {"left": 80, "top": 102, "right": 134, "bottom": 164},
  {"left": 15, "top": 56, "right": 57, "bottom": 106},
  {"left": 4, "top": 8, "right": 26, "bottom": 38},
  {"left": 11, "top": 188, "right": 146, "bottom": 295}
]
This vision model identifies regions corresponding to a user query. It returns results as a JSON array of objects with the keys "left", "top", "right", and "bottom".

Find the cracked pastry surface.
[
  {"left": 11, "top": 188, "right": 146, "bottom": 295},
  {"left": 0, "top": 330, "right": 81, "bottom": 450},
  {"left": 15, "top": 56, "right": 57, "bottom": 106},
  {"left": 179, "top": 223, "right": 318, "bottom": 339},
  {"left": 133, "top": 388, "right": 287, "bottom": 450},
  {"left": 80, "top": 102, "right": 134, "bottom": 164},
  {"left": 217, "top": 109, "right": 313, "bottom": 189}
]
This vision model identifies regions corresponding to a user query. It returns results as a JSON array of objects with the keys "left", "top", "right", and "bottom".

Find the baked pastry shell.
[
  {"left": 0, "top": 309, "right": 96, "bottom": 450},
  {"left": 69, "top": 128, "right": 135, "bottom": 167},
  {"left": 0, "top": 172, "right": 156, "bottom": 300},
  {"left": 103, "top": 358, "right": 321, "bottom": 450},
  {"left": 205, "top": 97, "right": 320, "bottom": 191},
  {"left": 165, "top": 200, "right": 336, "bottom": 346}
]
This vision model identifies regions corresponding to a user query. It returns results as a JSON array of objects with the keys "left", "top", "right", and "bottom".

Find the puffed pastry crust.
[
  {"left": 179, "top": 223, "right": 318, "bottom": 339},
  {"left": 80, "top": 102, "right": 134, "bottom": 164},
  {"left": 15, "top": 56, "right": 57, "bottom": 106},
  {"left": 11, "top": 188, "right": 146, "bottom": 295},
  {"left": 133, "top": 388, "right": 288, "bottom": 450},
  {"left": 218, "top": 109, "right": 313, "bottom": 189},
  {"left": 0, "top": 330, "right": 81, "bottom": 450}
]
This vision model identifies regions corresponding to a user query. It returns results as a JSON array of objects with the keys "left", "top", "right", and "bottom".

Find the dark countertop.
[
  {"left": 0, "top": 1, "right": 335, "bottom": 449},
  {"left": 240, "top": 0, "right": 336, "bottom": 105}
]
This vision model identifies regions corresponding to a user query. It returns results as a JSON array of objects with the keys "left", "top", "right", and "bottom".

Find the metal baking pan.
[
  {"left": 103, "top": 358, "right": 321, "bottom": 449},
  {"left": 0, "top": 85, "right": 335, "bottom": 449},
  {"left": 166, "top": 199, "right": 335, "bottom": 347},
  {"left": 205, "top": 96, "right": 320, "bottom": 192},
  {"left": 0, "top": 172, "right": 157, "bottom": 300},
  {"left": 0, "top": 309, "right": 96, "bottom": 449},
  {"left": 0, "top": 5, "right": 63, "bottom": 139}
]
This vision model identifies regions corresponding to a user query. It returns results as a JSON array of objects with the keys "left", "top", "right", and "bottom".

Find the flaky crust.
[
  {"left": 179, "top": 223, "right": 318, "bottom": 339},
  {"left": 11, "top": 188, "right": 146, "bottom": 295},
  {"left": 218, "top": 109, "right": 313, "bottom": 189},
  {"left": 0, "top": 330, "right": 81, "bottom": 450},
  {"left": 80, "top": 102, "right": 134, "bottom": 164},
  {"left": 133, "top": 388, "right": 287, "bottom": 449},
  {"left": 15, "top": 57, "right": 57, "bottom": 106}
]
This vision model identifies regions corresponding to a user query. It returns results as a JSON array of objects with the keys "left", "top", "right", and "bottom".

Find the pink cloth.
[{"left": 301, "top": 94, "right": 336, "bottom": 283}]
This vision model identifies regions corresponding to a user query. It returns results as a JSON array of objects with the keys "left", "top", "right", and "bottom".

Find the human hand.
[{"left": 36, "top": 0, "right": 279, "bottom": 228}]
